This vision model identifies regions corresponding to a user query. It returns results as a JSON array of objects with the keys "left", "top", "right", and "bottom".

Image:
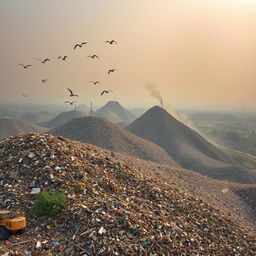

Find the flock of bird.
[{"left": 19, "top": 40, "right": 118, "bottom": 106}]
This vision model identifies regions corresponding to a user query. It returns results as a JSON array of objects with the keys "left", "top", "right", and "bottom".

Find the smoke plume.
[{"left": 145, "top": 83, "right": 163, "bottom": 107}]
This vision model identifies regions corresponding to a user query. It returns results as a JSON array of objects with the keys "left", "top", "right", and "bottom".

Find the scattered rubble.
[{"left": 0, "top": 133, "right": 255, "bottom": 255}]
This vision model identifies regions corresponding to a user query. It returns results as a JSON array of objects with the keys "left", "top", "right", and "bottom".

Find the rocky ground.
[{"left": 0, "top": 133, "right": 255, "bottom": 256}]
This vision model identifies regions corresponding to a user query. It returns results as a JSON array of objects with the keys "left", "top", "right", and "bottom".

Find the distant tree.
[{"left": 223, "top": 131, "right": 241, "bottom": 141}]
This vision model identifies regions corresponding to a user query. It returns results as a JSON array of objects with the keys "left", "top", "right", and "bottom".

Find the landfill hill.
[
  {"left": 0, "top": 118, "right": 47, "bottom": 140},
  {"left": 40, "top": 110, "right": 85, "bottom": 129},
  {"left": 0, "top": 133, "right": 255, "bottom": 255},
  {"left": 95, "top": 101, "right": 136, "bottom": 124},
  {"left": 19, "top": 111, "right": 54, "bottom": 124},
  {"left": 126, "top": 106, "right": 256, "bottom": 184},
  {"left": 49, "top": 116, "right": 177, "bottom": 166}
]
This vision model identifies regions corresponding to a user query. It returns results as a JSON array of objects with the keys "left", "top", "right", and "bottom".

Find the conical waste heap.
[
  {"left": 127, "top": 106, "right": 256, "bottom": 184},
  {"left": 95, "top": 101, "right": 136, "bottom": 124},
  {"left": 50, "top": 116, "right": 177, "bottom": 165},
  {"left": 0, "top": 133, "right": 255, "bottom": 255}
]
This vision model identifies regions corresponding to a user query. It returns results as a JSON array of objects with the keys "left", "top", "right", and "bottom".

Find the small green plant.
[
  {"left": 114, "top": 161, "right": 122, "bottom": 168},
  {"left": 74, "top": 183, "right": 85, "bottom": 194},
  {"left": 33, "top": 191, "right": 66, "bottom": 217},
  {"left": 116, "top": 171, "right": 127, "bottom": 180}
]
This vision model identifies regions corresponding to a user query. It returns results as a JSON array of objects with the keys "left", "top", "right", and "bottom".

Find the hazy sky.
[{"left": 1, "top": 0, "right": 256, "bottom": 111}]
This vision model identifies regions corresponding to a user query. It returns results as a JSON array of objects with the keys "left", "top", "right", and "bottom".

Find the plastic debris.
[
  {"left": 98, "top": 226, "right": 107, "bottom": 234},
  {"left": 28, "top": 153, "right": 35, "bottom": 159},
  {"left": 0, "top": 133, "right": 255, "bottom": 256},
  {"left": 30, "top": 187, "right": 41, "bottom": 194},
  {"left": 35, "top": 241, "right": 41, "bottom": 249}
]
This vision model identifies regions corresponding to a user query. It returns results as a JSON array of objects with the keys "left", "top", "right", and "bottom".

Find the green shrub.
[{"left": 33, "top": 191, "right": 66, "bottom": 217}]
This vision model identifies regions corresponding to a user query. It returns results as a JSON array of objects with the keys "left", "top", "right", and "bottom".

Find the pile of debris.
[{"left": 0, "top": 133, "right": 255, "bottom": 255}]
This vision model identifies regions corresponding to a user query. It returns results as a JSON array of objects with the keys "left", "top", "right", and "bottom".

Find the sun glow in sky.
[{"left": 1, "top": 0, "right": 256, "bottom": 111}]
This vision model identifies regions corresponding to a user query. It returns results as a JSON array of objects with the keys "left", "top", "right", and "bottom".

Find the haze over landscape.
[
  {"left": 1, "top": 0, "right": 256, "bottom": 111},
  {"left": 1, "top": 1, "right": 256, "bottom": 255}
]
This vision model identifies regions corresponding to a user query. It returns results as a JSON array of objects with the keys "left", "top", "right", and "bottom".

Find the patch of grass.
[
  {"left": 33, "top": 191, "right": 66, "bottom": 217},
  {"left": 116, "top": 171, "right": 127, "bottom": 180}
]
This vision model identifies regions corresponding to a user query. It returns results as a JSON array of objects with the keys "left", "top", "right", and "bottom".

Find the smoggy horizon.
[{"left": 1, "top": 0, "right": 256, "bottom": 112}]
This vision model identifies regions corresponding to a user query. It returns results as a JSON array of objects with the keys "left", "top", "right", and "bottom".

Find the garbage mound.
[
  {"left": 127, "top": 106, "right": 256, "bottom": 184},
  {"left": 0, "top": 133, "right": 255, "bottom": 256},
  {"left": 0, "top": 118, "right": 47, "bottom": 141},
  {"left": 50, "top": 116, "right": 177, "bottom": 166},
  {"left": 94, "top": 101, "right": 136, "bottom": 124}
]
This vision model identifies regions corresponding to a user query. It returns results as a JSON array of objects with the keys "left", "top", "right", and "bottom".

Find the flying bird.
[
  {"left": 22, "top": 94, "right": 28, "bottom": 98},
  {"left": 58, "top": 56, "right": 68, "bottom": 61},
  {"left": 42, "top": 79, "right": 50, "bottom": 84},
  {"left": 19, "top": 64, "right": 32, "bottom": 69},
  {"left": 74, "top": 42, "right": 87, "bottom": 50},
  {"left": 89, "top": 81, "right": 101, "bottom": 85},
  {"left": 36, "top": 58, "right": 51, "bottom": 63},
  {"left": 87, "top": 55, "right": 99, "bottom": 59},
  {"left": 64, "top": 101, "right": 77, "bottom": 105},
  {"left": 67, "top": 88, "right": 79, "bottom": 97},
  {"left": 101, "top": 90, "right": 113, "bottom": 96},
  {"left": 108, "top": 68, "right": 116, "bottom": 75},
  {"left": 105, "top": 40, "right": 117, "bottom": 45}
]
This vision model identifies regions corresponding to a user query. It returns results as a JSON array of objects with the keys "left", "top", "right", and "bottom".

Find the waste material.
[
  {"left": 30, "top": 188, "right": 41, "bottom": 194},
  {"left": 0, "top": 133, "right": 256, "bottom": 255}
]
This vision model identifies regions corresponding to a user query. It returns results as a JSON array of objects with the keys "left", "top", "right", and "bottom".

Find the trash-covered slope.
[
  {"left": 0, "top": 133, "right": 255, "bottom": 256},
  {"left": 127, "top": 106, "right": 256, "bottom": 184},
  {"left": 50, "top": 116, "right": 177, "bottom": 166}
]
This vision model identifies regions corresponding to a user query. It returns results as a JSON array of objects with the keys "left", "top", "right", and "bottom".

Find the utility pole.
[{"left": 90, "top": 101, "right": 93, "bottom": 116}]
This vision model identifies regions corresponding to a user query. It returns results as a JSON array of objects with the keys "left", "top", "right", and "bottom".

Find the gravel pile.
[
  {"left": 40, "top": 110, "right": 85, "bottom": 129},
  {"left": 0, "top": 133, "right": 255, "bottom": 255},
  {"left": 127, "top": 106, "right": 256, "bottom": 184},
  {"left": 0, "top": 118, "right": 47, "bottom": 140},
  {"left": 50, "top": 116, "right": 177, "bottom": 166}
]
